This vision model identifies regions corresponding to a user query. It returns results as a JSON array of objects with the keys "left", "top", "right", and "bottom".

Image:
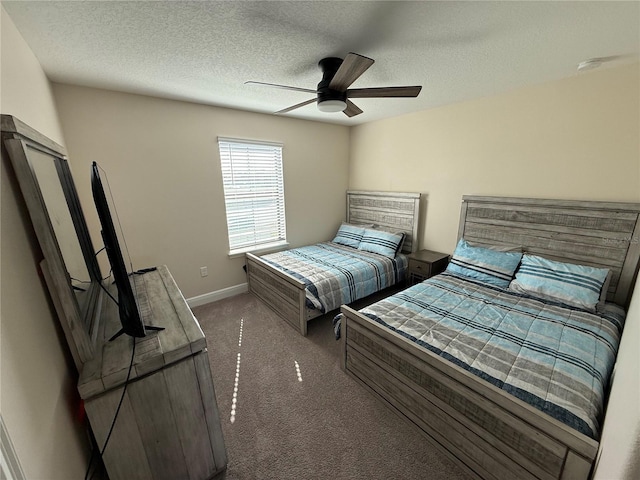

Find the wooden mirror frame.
[{"left": 2, "top": 115, "right": 101, "bottom": 368}]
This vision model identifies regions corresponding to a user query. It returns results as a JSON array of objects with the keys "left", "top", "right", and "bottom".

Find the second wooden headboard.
[
  {"left": 346, "top": 190, "right": 421, "bottom": 254},
  {"left": 458, "top": 195, "right": 640, "bottom": 307}
]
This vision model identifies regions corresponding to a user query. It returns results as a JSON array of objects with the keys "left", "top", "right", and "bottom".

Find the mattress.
[
  {"left": 260, "top": 242, "right": 407, "bottom": 313},
  {"left": 358, "top": 273, "right": 625, "bottom": 439}
]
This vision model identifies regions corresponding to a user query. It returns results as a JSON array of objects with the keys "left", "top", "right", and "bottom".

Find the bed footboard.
[
  {"left": 246, "top": 252, "right": 309, "bottom": 335},
  {"left": 340, "top": 305, "right": 599, "bottom": 480}
]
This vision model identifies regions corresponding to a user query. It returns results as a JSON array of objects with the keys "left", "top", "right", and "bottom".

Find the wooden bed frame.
[
  {"left": 246, "top": 190, "right": 421, "bottom": 336},
  {"left": 341, "top": 195, "right": 640, "bottom": 480}
]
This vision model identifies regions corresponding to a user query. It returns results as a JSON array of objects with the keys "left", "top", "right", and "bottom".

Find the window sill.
[{"left": 228, "top": 241, "right": 290, "bottom": 259}]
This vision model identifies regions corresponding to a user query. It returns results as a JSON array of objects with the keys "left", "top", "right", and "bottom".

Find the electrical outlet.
[{"left": 200, "top": 266, "right": 208, "bottom": 277}]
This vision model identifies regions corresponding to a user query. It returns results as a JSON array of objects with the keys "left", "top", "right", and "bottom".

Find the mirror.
[
  {"left": 29, "top": 148, "right": 92, "bottom": 297},
  {"left": 2, "top": 115, "right": 100, "bottom": 368}
]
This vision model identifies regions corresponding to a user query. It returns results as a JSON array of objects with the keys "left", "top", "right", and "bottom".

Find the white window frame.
[{"left": 218, "top": 137, "right": 287, "bottom": 257}]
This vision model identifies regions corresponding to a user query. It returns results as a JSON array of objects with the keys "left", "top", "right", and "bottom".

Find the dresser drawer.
[
  {"left": 406, "top": 250, "right": 449, "bottom": 286},
  {"left": 409, "top": 258, "right": 432, "bottom": 276}
]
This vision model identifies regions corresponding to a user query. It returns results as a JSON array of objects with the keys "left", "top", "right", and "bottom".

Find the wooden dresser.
[{"left": 78, "top": 266, "right": 227, "bottom": 480}]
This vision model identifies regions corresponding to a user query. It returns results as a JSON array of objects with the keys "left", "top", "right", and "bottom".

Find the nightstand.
[{"left": 407, "top": 250, "right": 449, "bottom": 286}]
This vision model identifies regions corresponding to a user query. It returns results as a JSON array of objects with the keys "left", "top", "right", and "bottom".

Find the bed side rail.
[{"left": 340, "top": 305, "right": 598, "bottom": 480}]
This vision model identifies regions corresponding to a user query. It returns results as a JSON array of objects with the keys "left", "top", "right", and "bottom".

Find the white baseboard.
[{"left": 187, "top": 283, "right": 248, "bottom": 308}]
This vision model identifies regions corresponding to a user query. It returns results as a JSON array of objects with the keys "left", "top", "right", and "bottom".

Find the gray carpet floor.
[{"left": 193, "top": 292, "right": 469, "bottom": 480}]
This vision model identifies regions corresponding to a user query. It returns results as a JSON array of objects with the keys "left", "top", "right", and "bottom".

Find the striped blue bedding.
[
  {"left": 260, "top": 242, "right": 407, "bottom": 313},
  {"left": 358, "top": 273, "right": 625, "bottom": 439}
]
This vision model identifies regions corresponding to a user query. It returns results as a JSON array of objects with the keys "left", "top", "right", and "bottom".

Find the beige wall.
[
  {"left": 350, "top": 62, "right": 640, "bottom": 255},
  {"left": 0, "top": 6, "right": 89, "bottom": 479},
  {"left": 350, "top": 62, "right": 640, "bottom": 480},
  {"left": 52, "top": 84, "right": 350, "bottom": 298}
]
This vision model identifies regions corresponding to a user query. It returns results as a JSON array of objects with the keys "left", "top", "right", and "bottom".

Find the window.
[{"left": 218, "top": 137, "right": 286, "bottom": 255}]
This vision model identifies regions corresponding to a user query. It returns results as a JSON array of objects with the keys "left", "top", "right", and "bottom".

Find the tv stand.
[
  {"left": 108, "top": 324, "right": 164, "bottom": 342},
  {"left": 78, "top": 265, "right": 227, "bottom": 480}
]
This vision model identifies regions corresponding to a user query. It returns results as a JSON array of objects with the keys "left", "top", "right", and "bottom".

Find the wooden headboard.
[
  {"left": 346, "top": 190, "right": 421, "bottom": 254},
  {"left": 458, "top": 196, "right": 640, "bottom": 308}
]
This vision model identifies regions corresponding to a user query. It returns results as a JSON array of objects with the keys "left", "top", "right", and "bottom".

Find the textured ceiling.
[{"left": 3, "top": 1, "right": 639, "bottom": 125}]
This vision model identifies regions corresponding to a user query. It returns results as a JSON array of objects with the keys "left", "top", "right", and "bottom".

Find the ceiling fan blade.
[
  {"left": 347, "top": 86, "right": 422, "bottom": 98},
  {"left": 329, "top": 53, "right": 375, "bottom": 92},
  {"left": 274, "top": 98, "right": 316, "bottom": 114},
  {"left": 245, "top": 81, "right": 316, "bottom": 94},
  {"left": 343, "top": 100, "right": 363, "bottom": 118}
]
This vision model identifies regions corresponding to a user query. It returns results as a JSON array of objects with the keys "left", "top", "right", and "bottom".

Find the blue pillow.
[
  {"left": 508, "top": 255, "right": 609, "bottom": 312},
  {"left": 446, "top": 239, "right": 522, "bottom": 288},
  {"left": 358, "top": 228, "right": 404, "bottom": 258},
  {"left": 332, "top": 223, "right": 365, "bottom": 248}
]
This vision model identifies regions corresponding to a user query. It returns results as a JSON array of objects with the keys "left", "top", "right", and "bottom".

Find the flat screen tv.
[{"left": 91, "top": 161, "right": 161, "bottom": 340}]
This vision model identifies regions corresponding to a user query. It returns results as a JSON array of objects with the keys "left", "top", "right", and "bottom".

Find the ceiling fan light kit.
[
  {"left": 318, "top": 99, "right": 347, "bottom": 113},
  {"left": 247, "top": 52, "right": 423, "bottom": 118}
]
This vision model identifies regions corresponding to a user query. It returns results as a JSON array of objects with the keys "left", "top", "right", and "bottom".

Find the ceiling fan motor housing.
[
  {"left": 317, "top": 57, "right": 347, "bottom": 104},
  {"left": 249, "top": 52, "right": 420, "bottom": 117}
]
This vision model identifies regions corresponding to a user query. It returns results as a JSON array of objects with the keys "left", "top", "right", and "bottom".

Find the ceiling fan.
[{"left": 246, "top": 52, "right": 422, "bottom": 118}]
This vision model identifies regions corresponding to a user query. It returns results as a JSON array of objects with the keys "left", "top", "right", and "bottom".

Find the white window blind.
[{"left": 218, "top": 138, "right": 286, "bottom": 253}]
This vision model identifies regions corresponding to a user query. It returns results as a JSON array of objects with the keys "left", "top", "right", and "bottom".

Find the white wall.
[
  {"left": 52, "top": 84, "right": 350, "bottom": 299},
  {"left": 0, "top": 6, "right": 89, "bottom": 479}
]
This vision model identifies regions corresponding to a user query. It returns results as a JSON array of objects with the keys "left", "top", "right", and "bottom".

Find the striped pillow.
[
  {"left": 358, "top": 228, "right": 404, "bottom": 258},
  {"left": 509, "top": 255, "right": 609, "bottom": 312},
  {"left": 446, "top": 239, "right": 522, "bottom": 288},
  {"left": 332, "top": 223, "right": 365, "bottom": 248}
]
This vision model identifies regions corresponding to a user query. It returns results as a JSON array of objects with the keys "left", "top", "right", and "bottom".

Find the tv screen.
[{"left": 91, "top": 161, "right": 146, "bottom": 339}]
